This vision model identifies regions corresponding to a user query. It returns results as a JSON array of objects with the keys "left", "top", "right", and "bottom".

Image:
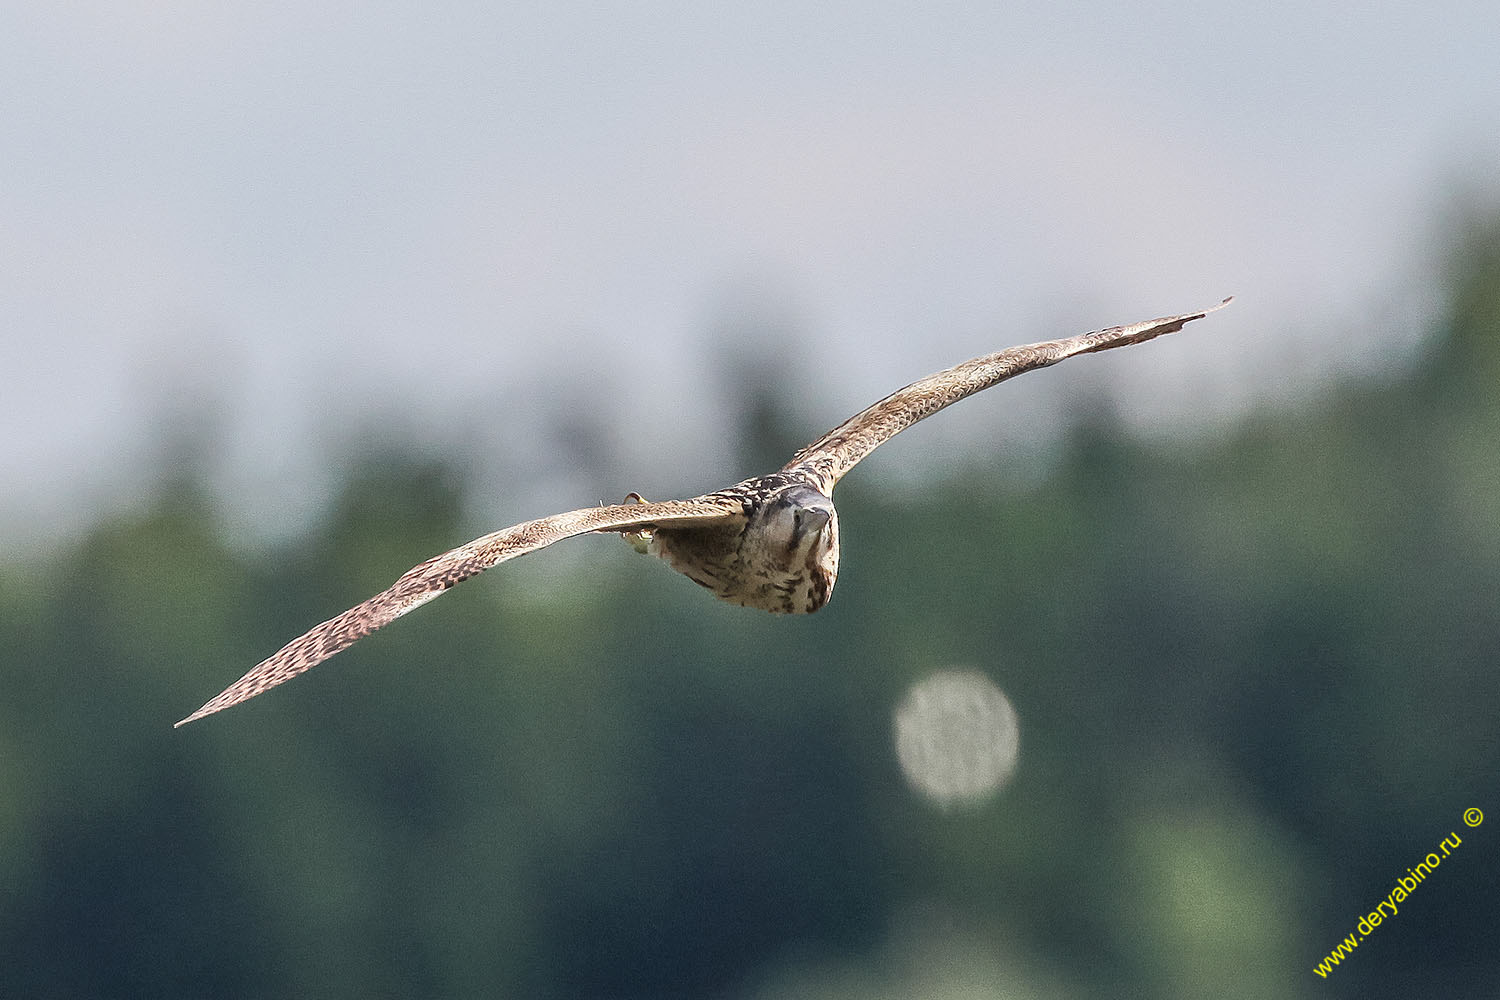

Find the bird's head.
[{"left": 754, "top": 484, "right": 838, "bottom": 558}]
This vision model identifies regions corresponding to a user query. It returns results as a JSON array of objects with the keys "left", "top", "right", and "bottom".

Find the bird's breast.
[{"left": 649, "top": 513, "right": 840, "bottom": 614}]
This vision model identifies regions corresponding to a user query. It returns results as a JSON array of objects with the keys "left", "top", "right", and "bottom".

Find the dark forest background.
[{"left": 3, "top": 212, "right": 1498, "bottom": 998}]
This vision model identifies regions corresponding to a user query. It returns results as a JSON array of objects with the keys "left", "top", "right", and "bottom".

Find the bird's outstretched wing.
[
  {"left": 175, "top": 496, "right": 744, "bottom": 727},
  {"left": 783, "top": 298, "right": 1232, "bottom": 492}
]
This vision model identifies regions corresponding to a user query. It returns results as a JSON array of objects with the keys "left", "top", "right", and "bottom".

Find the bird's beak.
[{"left": 796, "top": 507, "right": 833, "bottom": 535}]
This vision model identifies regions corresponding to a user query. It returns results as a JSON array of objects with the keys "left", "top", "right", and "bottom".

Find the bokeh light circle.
[{"left": 893, "top": 668, "right": 1020, "bottom": 809}]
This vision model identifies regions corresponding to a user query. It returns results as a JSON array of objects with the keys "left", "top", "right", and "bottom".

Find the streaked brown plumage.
[{"left": 176, "top": 298, "right": 1230, "bottom": 726}]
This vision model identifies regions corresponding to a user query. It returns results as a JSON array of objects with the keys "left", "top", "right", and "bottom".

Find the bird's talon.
[{"left": 622, "top": 492, "right": 652, "bottom": 553}]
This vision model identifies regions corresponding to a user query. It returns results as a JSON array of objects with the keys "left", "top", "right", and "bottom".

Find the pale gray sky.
[{"left": 4, "top": 3, "right": 1497, "bottom": 548}]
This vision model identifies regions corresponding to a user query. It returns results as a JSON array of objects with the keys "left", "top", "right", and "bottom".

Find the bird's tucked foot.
[{"left": 620, "top": 492, "right": 653, "bottom": 553}]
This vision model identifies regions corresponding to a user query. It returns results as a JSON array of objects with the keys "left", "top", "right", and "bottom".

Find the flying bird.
[{"left": 176, "top": 298, "right": 1231, "bottom": 726}]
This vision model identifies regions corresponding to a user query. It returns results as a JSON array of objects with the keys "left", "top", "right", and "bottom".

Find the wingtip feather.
[{"left": 174, "top": 706, "right": 210, "bottom": 728}]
